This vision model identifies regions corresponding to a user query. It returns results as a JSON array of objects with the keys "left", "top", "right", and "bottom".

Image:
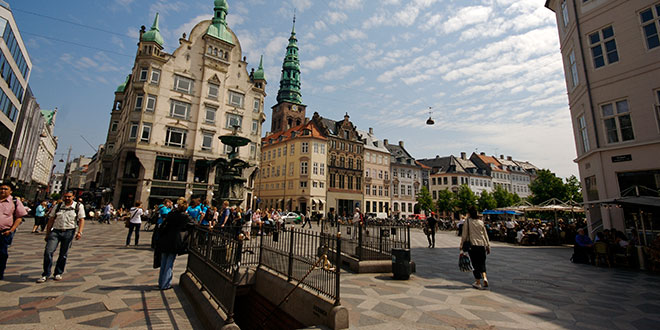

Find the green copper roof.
[
  {"left": 276, "top": 18, "right": 302, "bottom": 105},
  {"left": 40, "top": 109, "right": 55, "bottom": 125},
  {"left": 206, "top": 0, "right": 234, "bottom": 44},
  {"left": 253, "top": 55, "right": 266, "bottom": 81},
  {"left": 116, "top": 75, "right": 130, "bottom": 93},
  {"left": 141, "top": 13, "right": 164, "bottom": 47}
]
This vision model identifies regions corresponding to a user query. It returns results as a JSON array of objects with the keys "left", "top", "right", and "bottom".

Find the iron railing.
[
  {"left": 322, "top": 223, "right": 410, "bottom": 260},
  {"left": 186, "top": 224, "right": 342, "bottom": 318}
]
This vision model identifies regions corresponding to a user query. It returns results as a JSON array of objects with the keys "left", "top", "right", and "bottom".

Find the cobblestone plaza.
[{"left": 0, "top": 221, "right": 658, "bottom": 329}]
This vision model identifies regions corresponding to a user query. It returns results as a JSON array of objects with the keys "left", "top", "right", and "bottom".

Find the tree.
[
  {"left": 455, "top": 185, "right": 477, "bottom": 215},
  {"left": 416, "top": 186, "right": 434, "bottom": 213},
  {"left": 565, "top": 175, "right": 583, "bottom": 203},
  {"left": 435, "top": 189, "right": 455, "bottom": 217},
  {"left": 478, "top": 190, "right": 497, "bottom": 211},
  {"left": 50, "top": 193, "right": 61, "bottom": 200},
  {"left": 529, "top": 169, "right": 567, "bottom": 204},
  {"left": 493, "top": 185, "right": 511, "bottom": 208}
]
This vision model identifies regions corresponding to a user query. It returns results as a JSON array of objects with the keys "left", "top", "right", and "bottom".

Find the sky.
[{"left": 11, "top": 0, "right": 578, "bottom": 179}]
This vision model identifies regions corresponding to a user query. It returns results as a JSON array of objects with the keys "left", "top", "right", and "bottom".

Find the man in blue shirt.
[
  {"left": 574, "top": 228, "right": 594, "bottom": 264},
  {"left": 157, "top": 199, "right": 173, "bottom": 225}
]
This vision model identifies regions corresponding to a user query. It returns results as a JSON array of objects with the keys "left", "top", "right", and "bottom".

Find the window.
[
  {"left": 407, "top": 185, "right": 412, "bottom": 196},
  {"left": 365, "top": 184, "right": 370, "bottom": 195},
  {"left": 640, "top": 5, "right": 660, "bottom": 50},
  {"left": 139, "top": 67, "right": 148, "bottom": 81},
  {"left": 250, "top": 143, "right": 256, "bottom": 159},
  {"left": 561, "top": 1, "right": 569, "bottom": 27},
  {"left": 338, "top": 175, "right": 345, "bottom": 189},
  {"left": 320, "top": 163, "right": 325, "bottom": 175},
  {"left": 166, "top": 127, "right": 187, "bottom": 148},
  {"left": 313, "top": 162, "right": 319, "bottom": 175},
  {"left": 393, "top": 169, "right": 397, "bottom": 177},
  {"left": 589, "top": 26, "right": 618, "bottom": 68},
  {"left": 170, "top": 100, "right": 190, "bottom": 119},
  {"left": 578, "top": 115, "right": 590, "bottom": 153},
  {"left": 146, "top": 95, "right": 157, "bottom": 112},
  {"left": 223, "top": 144, "right": 233, "bottom": 154},
  {"left": 602, "top": 100, "right": 634, "bottom": 143},
  {"left": 174, "top": 75, "right": 193, "bottom": 93},
  {"left": 378, "top": 186, "right": 383, "bottom": 196},
  {"left": 569, "top": 50, "right": 579, "bottom": 88},
  {"left": 141, "top": 123, "right": 152, "bottom": 143},
  {"left": 301, "top": 142, "right": 309, "bottom": 153},
  {"left": 585, "top": 176, "right": 599, "bottom": 201},
  {"left": 372, "top": 185, "right": 377, "bottom": 195},
  {"left": 228, "top": 91, "right": 244, "bottom": 107},
  {"left": 393, "top": 185, "right": 398, "bottom": 195},
  {"left": 320, "top": 144, "right": 325, "bottom": 154},
  {"left": 208, "top": 83, "right": 219, "bottom": 99},
  {"left": 290, "top": 143, "right": 295, "bottom": 155},
  {"left": 301, "top": 161, "right": 308, "bottom": 175},
  {"left": 253, "top": 99, "right": 260, "bottom": 112},
  {"left": 226, "top": 113, "right": 243, "bottom": 129},
  {"left": 314, "top": 143, "right": 319, "bottom": 153},
  {"left": 202, "top": 132, "right": 213, "bottom": 150},
  {"left": 134, "top": 94, "right": 144, "bottom": 111},
  {"left": 289, "top": 163, "right": 294, "bottom": 176},
  {"left": 150, "top": 69, "right": 161, "bottom": 85},
  {"left": 205, "top": 107, "right": 216, "bottom": 124},
  {"left": 110, "top": 120, "right": 119, "bottom": 132},
  {"left": 129, "top": 122, "right": 139, "bottom": 141},
  {"left": 444, "top": 177, "right": 448, "bottom": 185},
  {"left": 252, "top": 120, "right": 259, "bottom": 134},
  {"left": 300, "top": 181, "right": 308, "bottom": 188}
]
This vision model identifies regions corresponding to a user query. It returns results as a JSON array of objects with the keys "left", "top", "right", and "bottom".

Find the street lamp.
[{"left": 425, "top": 107, "right": 435, "bottom": 125}]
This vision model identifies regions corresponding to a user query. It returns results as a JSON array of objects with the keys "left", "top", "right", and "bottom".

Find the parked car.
[{"left": 281, "top": 212, "right": 301, "bottom": 224}]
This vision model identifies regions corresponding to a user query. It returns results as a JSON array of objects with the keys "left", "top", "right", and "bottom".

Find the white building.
[{"left": 385, "top": 140, "right": 420, "bottom": 218}]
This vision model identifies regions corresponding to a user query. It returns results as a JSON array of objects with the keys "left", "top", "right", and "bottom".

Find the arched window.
[{"left": 208, "top": 46, "right": 213, "bottom": 54}]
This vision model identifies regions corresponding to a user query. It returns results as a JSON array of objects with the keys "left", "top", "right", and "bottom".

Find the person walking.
[
  {"left": 156, "top": 199, "right": 195, "bottom": 290},
  {"left": 102, "top": 202, "right": 114, "bottom": 224},
  {"left": 0, "top": 181, "right": 28, "bottom": 280},
  {"left": 38, "top": 191, "right": 85, "bottom": 283},
  {"left": 125, "top": 201, "right": 144, "bottom": 247},
  {"left": 426, "top": 212, "right": 438, "bottom": 248},
  {"left": 302, "top": 209, "right": 312, "bottom": 229},
  {"left": 33, "top": 201, "right": 48, "bottom": 233},
  {"left": 459, "top": 206, "right": 490, "bottom": 290}
]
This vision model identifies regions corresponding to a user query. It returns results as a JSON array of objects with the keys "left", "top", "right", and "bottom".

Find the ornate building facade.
[
  {"left": 100, "top": 0, "right": 265, "bottom": 208},
  {"left": 359, "top": 128, "right": 390, "bottom": 218}
]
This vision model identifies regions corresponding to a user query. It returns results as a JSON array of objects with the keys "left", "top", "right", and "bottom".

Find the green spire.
[
  {"left": 40, "top": 109, "right": 56, "bottom": 125},
  {"left": 207, "top": 0, "right": 234, "bottom": 44},
  {"left": 141, "top": 13, "right": 164, "bottom": 47},
  {"left": 276, "top": 16, "right": 302, "bottom": 105},
  {"left": 253, "top": 55, "right": 266, "bottom": 81}
]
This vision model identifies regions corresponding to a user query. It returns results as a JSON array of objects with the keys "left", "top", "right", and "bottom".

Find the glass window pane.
[
  {"left": 641, "top": 9, "right": 654, "bottom": 22},
  {"left": 616, "top": 100, "right": 629, "bottom": 114},
  {"left": 644, "top": 24, "right": 659, "bottom": 49},
  {"left": 619, "top": 115, "right": 634, "bottom": 141},
  {"left": 604, "top": 118, "right": 618, "bottom": 143},
  {"left": 589, "top": 32, "right": 600, "bottom": 44},
  {"left": 605, "top": 40, "right": 618, "bottom": 63},
  {"left": 602, "top": 103, "right": 614, "bottom": 117},
  {"left": 591, "top": 46, "right": 604, "bottom": 68},
  {"left": 602, "top": 26, "right": 614, "bottom": 39},
  {"left": 656, "top": 4, "right": 660, "bottom": 16}
]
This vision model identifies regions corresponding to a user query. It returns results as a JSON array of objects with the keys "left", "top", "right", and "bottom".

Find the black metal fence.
[
  {"left": 186, "top": 225, "right": 342, "bottom": 322},
  {"left": 322, "top": 223, "right": 410, "bottom": 260}
]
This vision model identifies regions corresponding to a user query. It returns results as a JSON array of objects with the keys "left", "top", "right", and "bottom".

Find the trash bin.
[{"left": 392, "top": 248, "right": 411, "bottom": 280}]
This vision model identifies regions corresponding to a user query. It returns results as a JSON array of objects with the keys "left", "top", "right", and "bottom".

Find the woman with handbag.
[
  {"left": 459, "top": 206, "right": 491, "bottom": 290},
  {"left": 156, "top": 198, "right": 195, "bottom": 290}
]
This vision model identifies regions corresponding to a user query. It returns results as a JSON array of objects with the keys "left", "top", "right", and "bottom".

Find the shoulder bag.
[{"left": 462, "top": 219, "right": 472, "bottom": 252}]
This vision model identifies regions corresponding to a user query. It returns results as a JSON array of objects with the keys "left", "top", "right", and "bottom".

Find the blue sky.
[{"left": 12, "top": 0, "right": 577, "bottom": 178}]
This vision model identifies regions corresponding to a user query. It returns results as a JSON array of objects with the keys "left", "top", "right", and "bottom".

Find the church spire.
[
  {"left": 141, "top": 13, "right": 164, "bottom": 47},
  {"left": 207, "top": 0, "right": 234, "bottom": 45},
  {"left": 276, "top": 16, "right": 302, "bottom": 105}
]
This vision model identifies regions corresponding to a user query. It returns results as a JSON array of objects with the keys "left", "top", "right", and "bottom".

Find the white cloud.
[
  {"left": 327, "top": 11, "right": 348, "bottom": 24},
  {"left": 323, "top": 65, "right": 355, "bottom": 80},
  {"left": 441, "top": 6, "right": 492, "bottom": 34},
  {"left": 304, "top": 56, "right": 331, "bottom": 70},
  {"left": 292, "top": 0, "right": 312, "bottom": 12},
  {"left": 329, "top": 0, "right": 363, "bottom": 10},
  {"left": 149, "top": 1, "right": 188, "bottom": 17}
]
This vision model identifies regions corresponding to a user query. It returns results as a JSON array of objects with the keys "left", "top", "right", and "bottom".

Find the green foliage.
[
  {"left": 455, "top": 185, "right": 477, "bottom": 215},
  {"left": 435, "top": 189, "right": 455, "bottom": 215},
  {"left": 416, "top": 186, "right": 434, "bottom": 213},
  {"left": 50, "top": 193, "right": 61, "bottom": 200},
  {"left": 493, "top": 185, "right": 515, "bottom": 208},
  {"left": 478, "top": 190, "right": 497, "bottom": 211},
  {"left": 528, "top": 169, "right": 568, "bottom": 204},
  {"left": 565, "top": 175, "right": 583, "bottom": 203}
]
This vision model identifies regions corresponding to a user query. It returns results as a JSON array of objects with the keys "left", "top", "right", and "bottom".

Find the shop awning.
[{"left": 606, "top": 196, "right": 660, "bottom": 208}]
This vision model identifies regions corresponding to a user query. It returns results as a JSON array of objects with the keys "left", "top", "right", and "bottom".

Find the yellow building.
[
  {"left": 359, "top": 128, "right": 390, "bottom": 218},
  {"left": 257, "top": 119, "right": 327, "bottom": 214}
]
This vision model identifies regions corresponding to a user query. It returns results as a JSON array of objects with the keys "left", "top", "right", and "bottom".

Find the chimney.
[
  {"left": 435, "top": 155, "right": 439, "bottom": 159},
  {"left": 369, "top": 127, "right": 373, "bottom": 134},
  {"left": 398, "top": 141, "right": 404, "bottom": 148},
  {"left": 383, "top": 139, "right": 389, "bottom": 146},
  {"left": 461, "top": 152, "right": 466, "bottom": 160},
  {"left": 500, "top": 155, "right": 504, "bottom": 159},
  {"left": 507, "top": 156, "right": 512, "bottom": 161},
  {"left": 480, "top": 152, "right": 485, "bottom": 156}
]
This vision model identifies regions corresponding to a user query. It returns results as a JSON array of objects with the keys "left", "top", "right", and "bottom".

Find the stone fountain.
[{"left": 212, "top": 125, "right": 254, "bottom": 207}]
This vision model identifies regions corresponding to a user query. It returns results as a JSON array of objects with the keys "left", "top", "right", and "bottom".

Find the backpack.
[{"left": 55, "top": 201, "right": 83, "bottom": 215}]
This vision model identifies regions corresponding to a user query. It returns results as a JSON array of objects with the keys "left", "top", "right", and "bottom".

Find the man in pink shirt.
[{"left": 0, "top": 181, "right": 28, "bottom": 280}]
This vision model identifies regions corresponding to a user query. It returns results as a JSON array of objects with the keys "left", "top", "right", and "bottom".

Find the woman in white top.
[
  {"left": 125, "top": 201, "right": 144, "bottom": 247},
  {"left": 459, "top": 206, "right": 491, "bottom": 290}
]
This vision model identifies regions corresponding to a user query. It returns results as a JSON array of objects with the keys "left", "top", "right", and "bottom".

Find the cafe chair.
[{"left": 594, "top": 242, "right": 610, "bottom": 267}]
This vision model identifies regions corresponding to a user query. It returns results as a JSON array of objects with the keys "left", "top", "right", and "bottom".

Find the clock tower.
[{"left": 271, "top": 17, "right": 306, "bottom": 134}]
